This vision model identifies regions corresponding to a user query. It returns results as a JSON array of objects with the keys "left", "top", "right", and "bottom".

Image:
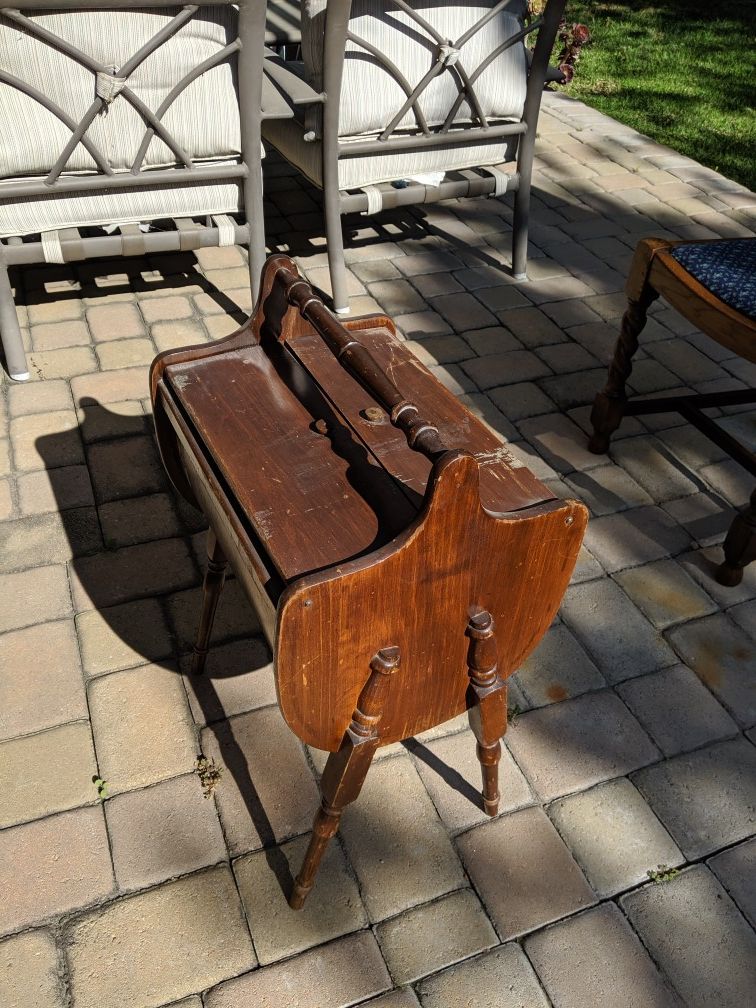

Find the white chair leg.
[{"left": 0, "top": 264, "right": 30, "bottom": 381}]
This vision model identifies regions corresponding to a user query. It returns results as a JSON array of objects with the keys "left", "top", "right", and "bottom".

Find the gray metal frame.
[
  {"left": 266, "top": 0, "right": 566, "bottom": 313},
  {"left": 0, "top": 0, "right": 276, "bottom": 380}
]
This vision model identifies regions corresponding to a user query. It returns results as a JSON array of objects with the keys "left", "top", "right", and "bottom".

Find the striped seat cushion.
[
  {"left": 0, "top": 5, "right": 249, "bottom": 237},
  {"left": 301, "top": 0, "right": 530, "bottom": 138}
]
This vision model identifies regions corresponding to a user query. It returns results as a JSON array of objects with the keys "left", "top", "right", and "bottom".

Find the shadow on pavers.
[{"left": 36, "top": 396, "right": 297, "bottom": 898}]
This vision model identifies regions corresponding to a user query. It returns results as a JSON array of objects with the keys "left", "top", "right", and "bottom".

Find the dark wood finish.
[
  {"left": 589, "top": 237, "right": 756, "bottom": 585},
  {"left": 191, "top": 529, "right": 228, "bottom": 676},
  {"left": 466, "top": 611, "right": 507, "bottom": 817},
  {"left": 289, "top": 647, "right": 400, "bottom": 910},
  {"left": 717, "top": 488, "right": 756, "bottom": 587},
  {"left": 151, "top": 255, "right": 588, "bottom": 906}
]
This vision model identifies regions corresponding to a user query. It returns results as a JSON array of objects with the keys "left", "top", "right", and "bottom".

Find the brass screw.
[{"left": 361, "top": 406, "right": 384, "bottom": 424}]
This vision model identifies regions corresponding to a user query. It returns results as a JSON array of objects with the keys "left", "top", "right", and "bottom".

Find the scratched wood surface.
[{"left": 276, "top": 451, "right": 586, "bottom": 750}]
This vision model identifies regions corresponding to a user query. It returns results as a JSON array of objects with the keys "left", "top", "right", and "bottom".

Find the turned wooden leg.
[
  {"left": 290, "top": 647, "right": 400, "bottom": 909},
  {"left": 589, "top": 240, "right": 664, "bottom": 455},
  {"left": 191, "top": 529, "right": 228, "bottom": 676},
  {"left": 716, "top": 488, "right": 756, "bottom": 587},
  {"left": 466, "top": 612, "right": 507, "bottom": 817}
]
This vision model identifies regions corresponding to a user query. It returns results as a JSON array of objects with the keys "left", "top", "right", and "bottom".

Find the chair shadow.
[{"left": 35, "top": 397, "right": 295, "bottom": 898}]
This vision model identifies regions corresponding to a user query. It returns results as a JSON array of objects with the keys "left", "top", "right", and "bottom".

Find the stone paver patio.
[{"left": 1, "top": 92, "right": 755, "bottom": 1008}]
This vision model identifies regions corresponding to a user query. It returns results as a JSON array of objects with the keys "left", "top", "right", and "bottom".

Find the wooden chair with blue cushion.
[{"left": 589, "top": 236, "right": 756, "bottom": 586}]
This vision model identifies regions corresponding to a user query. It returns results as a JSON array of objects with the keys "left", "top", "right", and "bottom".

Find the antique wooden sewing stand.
[{"left": 151, "top": 256, "right": 587, "bottom": 908}]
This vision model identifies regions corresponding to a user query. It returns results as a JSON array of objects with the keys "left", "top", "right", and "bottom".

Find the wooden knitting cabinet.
[{"left": 151, "top": 256, "right": 588, "bottom": 908}]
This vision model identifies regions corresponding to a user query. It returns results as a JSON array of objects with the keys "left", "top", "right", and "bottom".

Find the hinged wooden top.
[{"left": 162, "top": 314, "right": 551, "bottom": 583}]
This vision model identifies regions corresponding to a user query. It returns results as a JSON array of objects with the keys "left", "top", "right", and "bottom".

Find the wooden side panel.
[{"left": 276, "top": 453, "right": 588, "bottom": 751}]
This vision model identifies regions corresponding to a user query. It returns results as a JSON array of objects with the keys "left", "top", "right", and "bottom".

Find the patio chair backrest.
[
  {"left": 301, "top": 0, "right": 531, "bottom": 139},
  {"left": 0, "top": 5, "right": 241, "bottom": 181}
]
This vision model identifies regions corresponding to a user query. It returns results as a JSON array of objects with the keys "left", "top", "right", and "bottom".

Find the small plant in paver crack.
[
  {"left": 92, "top": 775, "right": 108, "bottom": 800},
  {"left": 507, "top": 704, "right": 522, "bottom": 726},
  {"left": 195, "top": 753, "right": 222, "bottom": 798},
  {"left": 647, "top": 864, "right": 680, "bottom": 884}
]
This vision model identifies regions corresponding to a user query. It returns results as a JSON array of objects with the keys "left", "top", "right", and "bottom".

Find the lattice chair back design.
[
  {"left": 0, "top": 0, "right": 270, "bottom": 381},
  {"left": 263, "top": 0, "right": 566, "bottom": 313}
]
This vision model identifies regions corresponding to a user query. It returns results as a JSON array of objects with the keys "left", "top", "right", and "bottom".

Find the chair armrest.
[{"left": 262, "top": 49, "right": 324, "bottom": 119}]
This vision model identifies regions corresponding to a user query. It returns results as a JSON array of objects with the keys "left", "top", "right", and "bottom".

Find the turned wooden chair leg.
[
  {"left": 589, "top": 240, "right": 662, "bottom": 454},
  {"left": 191, "top": 529, "right": 228, "bottom": 676},
  {"left": 716, "top": 487, "right": 756, "bottom": 587},
  {"left": 466, "top": 612, "right": 507, "bottom": 817},
  {"left": 290, "top": 647, "right": 400, "bottom": 909}
]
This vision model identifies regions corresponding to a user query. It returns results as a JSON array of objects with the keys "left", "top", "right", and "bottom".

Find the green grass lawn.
[{"left": 560, "top": 1, "right": 756, "bottom": 191}]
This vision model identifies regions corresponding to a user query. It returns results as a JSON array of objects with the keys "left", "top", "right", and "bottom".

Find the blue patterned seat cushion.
[{"left": 671, "top": 239, "right": 756, "bottom": 321}]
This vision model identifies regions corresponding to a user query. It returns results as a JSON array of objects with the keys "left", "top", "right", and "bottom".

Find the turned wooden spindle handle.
[{"left": 272, "top": 260, "right": 449, "bottom": 462}]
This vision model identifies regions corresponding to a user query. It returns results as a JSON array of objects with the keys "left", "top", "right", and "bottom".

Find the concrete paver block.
[
  {"left": 462, "top": 349, "right": 551, "bottom": 390},
  {"left": 338, "top": 755, "right": 466, "bottom": 922},
  {"left": 106, "top": 773, "right": 227, "bottom": 891},
  {"left": 86, "top": 435, "right": 165, "bottom": 503},
  {"left": 88, "top": 663, "right": 197, "bottom": 795},
  {"left": 205, "top": 932, "right": 391, "bottom": 1008},
  {"left": 98, "top": 493, "right": 183, "bottom": 548},
  {"left": 77, "top": 398, "right": 147, "bottom": 442},
  {"left": 560, "top": 579, "right": 677, "bottom": 683},
  {"left": 615, "top": 558, "right": 718, "bottom": 629},
  {"left": 96, "top": 338, "right": 156, "bottom": 371},
  {"left": 416, "top": 943, "right": 549, "bottom": 1008},
  {"left": 0, "top": 620, "right": 85, "bottom": 741},
  {"left": 548, "top": 777, "right": 683, "bottom": 897},
  {"left": 506, "top": 690, "right": 659, "bottom": 802},
  {"left": 0, "top": 509, "right": 101, "bottom": 573},
  {"left": 708, "top": 837, "right": 756, "bottom": 929},
  {"left": 70, "top": 537, "right": 198, "bottom": 611},
  {"left": 633, "top": 737, "right": 756, "bottom": 859},
  {"left": 86, "top": 301, "right": 145, "bottom": 341},
  {"left": 564, "top": 462, "right": 653, "bottom": 516},
  {"left": 234, "top": 834, "right": 367, "bottom": 965},
  {"left": 361, "top": 991, "right": 420, "bottom": 1008},
  {"left": 168, "top": 579, "right": 261, "bottom": 652},
  {"left": 409, "top": 728, "right": 532, "bottom": 834},
  {"left": 457, "top": 806, "right": 594, "bottom": 939},
  {"left": 200, "top": 705, "right": 319, "bottom": 857},
  {"left": 525, "top": 902, "right": 680, "bottom": 1007},
  {"left": 583, "top": 506, "right": 692, "bottom": 573},
  {"left": 621, "top": 866, "right": 756, "bottom": 1008},
  {"left": 7, "top": 378, "right": 73, "bottom": 417},
  {"left": 9, "top": 409, "right": 83, "bottom": 472},
  {"left": 666, "top": 613, "right": 756, "bottom": 728},
  {"left": 76, "top": 598, "right": 172, "bottom": 676},
  {"left": 65, "top": 865, "right": 255, "bottom": 1008},
  {"left": 376, "top": 888, "right": 497, "bottom": 985},
  {"left": 181, "top": 638, "right": 275, "bottom": 726},
  {"left": 17, "top": 464, "right": 94, "bottom": 515},
  {"left": 610, "top": 436, "right": 699, "bottom": 502},
  {"left": 27, "top": 346, "right": 98, "bottom": 380},
  {"left": 0, "top": 720, "right": 97, "bottom": 828},
  {"left": 617, "top": 665, "right": 738, "bottom": 756},
  {"left": 515, "top": 624, "right": 605, "bottom": 707},
  {"left": 0, "top": 806, "right": 114, "bottom": 936},
  {"left": 0, "top": 929, "right": 66, "bottom": 1008}
]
